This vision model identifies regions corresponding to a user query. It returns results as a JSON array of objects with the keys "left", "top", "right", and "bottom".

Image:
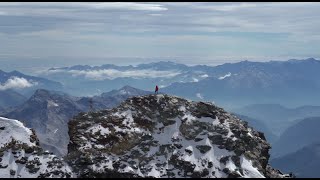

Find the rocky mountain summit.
[
  {"left": 67, "top": 94, "right": 289, "bottom": 178},
  {"left": 5, "top": 86, "right": 150, "bottom": 157},
  {"left": 0, "top": 117, "right": 72, "bottom": 178}
]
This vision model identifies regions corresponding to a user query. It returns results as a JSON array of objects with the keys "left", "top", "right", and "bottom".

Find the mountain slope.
[
  {"left": 0, "top": 117, "right": 72, "bottom": 178},
  {"left": 67, "top": 94, "right": 288, "bottom": 178},
  {"left": 0, "top": 90, "right": 26, "bottom": 108},
  {"left": 5, "top": 89, "right": 85, "bottom": 157},
  {"left": 5, "top": 86, "right": 151, "bottom": 157},
  {"left": 271, "top": 117, "right": 320, "bottom": 158},
  {"left": 271, "top": 143, "right": 320, "bottom": 178}
]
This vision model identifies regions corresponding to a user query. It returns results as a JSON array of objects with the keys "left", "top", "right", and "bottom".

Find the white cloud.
[
  {"left": 192, "top": 78, "right": 199, "bottom": 82},
  {"left": 0, "top": 2, "right": 167, "bottom": 11},
  {"left": 200, "top": 74, "right": 209, "bottom": 78},
  {"left": 0, "top": 76, "right": 37, "bottom": 90},
  {"left": 48, "top": 69, "right": 181, "bottom": 80},
  {"left": 149, "top": 13, "right": 163, "bottom": 16},
  {"left": 218, "top": 72, "right": 232, "bottom": 80},
  {"left": 195, "top": 2, "right": 257, "bottom": 11},
  {"left": 87, "top": 2, "right": 167, "bottom": 11},
  {"left": 196, "top": 93, "right": 203, "bottom": 100}
]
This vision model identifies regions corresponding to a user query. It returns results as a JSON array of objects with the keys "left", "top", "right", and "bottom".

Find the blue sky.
[{"left": 0, "top": 2, "right": 320, "bottom": 72}]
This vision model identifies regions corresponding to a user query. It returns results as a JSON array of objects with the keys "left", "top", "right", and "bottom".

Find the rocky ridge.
[{"left": 67, "top": 94, "right": 289, "bottom": 178}]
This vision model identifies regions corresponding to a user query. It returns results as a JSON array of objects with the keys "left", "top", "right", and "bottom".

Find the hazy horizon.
[
  {"left": 1, "top": 56, "right": 319, "bottom": 75},
  {"left": 1, "top": 2, "right": 320, "bottom": 74}
]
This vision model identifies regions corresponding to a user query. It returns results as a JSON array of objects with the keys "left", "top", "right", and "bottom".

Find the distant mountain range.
[
  {"left": 0, "top": 69, "right": 63, "bottom": 97},
  {"left": 37, "top": 58, "right": 320, "bottom": 109},
  {"left": 271, "top": 143, "right": 320, "bottom": 178},
  {"left": 163, "top": 58, "right": 320, "bottom": 109},
  {"left": 4, "top": 86, "right": 151, "bottom": 156},
  {"left": 39, "top": 61, "right": 210, "bottom": 96}
]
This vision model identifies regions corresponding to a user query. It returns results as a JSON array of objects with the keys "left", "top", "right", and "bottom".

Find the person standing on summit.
[{"left": 155, "top": 85, "right": 159, "bottom": 94}]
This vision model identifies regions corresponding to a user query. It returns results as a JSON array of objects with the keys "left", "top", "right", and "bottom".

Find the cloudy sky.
[{"left": 0, "top": 2, "right": 320, "bottom": 72}]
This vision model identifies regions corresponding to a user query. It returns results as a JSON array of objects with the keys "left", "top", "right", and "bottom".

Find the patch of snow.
[
  {"left": 115, "top": 110, "right": 135, "bottom": 126},
  {"left": 224, "top": 121, "right": 236, "bottom": 139},
  {"left": 218, "top": 72, "right": 232, "bottom": 80},
  {"left": 80, "top": 141, "right": 93, "bottom": 150},
  {"left": 119, "top": 89, "right": 131, "bottom": 95},
  {"left": 114, "top": 125, "right": 142, "bottom": 134},
  {"left": 185, "top": 145, "right": 193, "bottom": 152},
  {"left": 178, "top": 106, "right": 186, "bottom": 112},
  {"left": 47, "top": 100, "right": 59, "bottom": 107},
  {"left": 172, "top": 131, "right": 179, "bottom": 140},
  {"left": 192, "top": 78, "right": 199, "bottom": 82},
  {"left": 147, "top": 163, "right": 161, "bottom": 178},
  {"left": 212, "top": 116, "right": 220, "bottom": 126},
  {"left": 121, "top": 166, "right": 134, "bottom": 173},
  {"left": 225, "top": 157, "right": 237, "bottom": 172},
  {"left": 0, "top": 117, "right": 36, "bottom": 148},
  {"left": 200, "top": 74, "right": 209, "bottom": 78},
  {"left": 87, "top": 124, "right": 111, "bottom": 136},
  {"left": 196, "top": 93, "right": 203, "bottom": 99},
  {"left": 198, "top": 116, "right": 220, "bottom": 126},
  {"left": 181, "top": 113, "right": 197, "bottom": 124},
  {"left": 156, "top": 94, "right": 164, "bottom": 103},
  {"left": 240, "top": 155, "right": 265, "bottom": 178},
  {"left": 136, "top": 167, "right": 145, "bottom": 177},
  {"left": 170, "top": 98, "right": 178, "bottom": 104},
  {"left": 247, "top": 128, "right": 254, "bottom": 137}
]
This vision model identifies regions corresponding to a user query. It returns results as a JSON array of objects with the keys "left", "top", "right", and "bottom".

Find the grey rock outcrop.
[{"left": 67, "top": 94, "right": 289, "bottom": 178}]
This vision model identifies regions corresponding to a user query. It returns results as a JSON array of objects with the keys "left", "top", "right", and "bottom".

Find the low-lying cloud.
[
  {"left": 48, "top": 69, "right": 181, "bottom": 80},
  {"left": 0, "top": 76, "right": 38, "bottom": 90},
  {"left": 218, "top": 72, "right": 232, "bottom": 80},
  {"left": 196, "top": 93, "right": 204, "bottom": 100}
]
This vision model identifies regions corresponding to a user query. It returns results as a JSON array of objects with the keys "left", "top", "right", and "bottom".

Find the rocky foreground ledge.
[{"left": 0, "top": 117, "right": 72, "bottom": 178}]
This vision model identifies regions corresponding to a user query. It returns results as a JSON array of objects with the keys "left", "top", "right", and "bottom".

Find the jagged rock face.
[
  {"left": 5, "top": 89, "right": 86, "bottom": 157},
  {"left": 67, "top": 94, "right": 286, "bottom": 178},
  {"left": 0, "top": 117, "right": 73, "bottom": 178}
]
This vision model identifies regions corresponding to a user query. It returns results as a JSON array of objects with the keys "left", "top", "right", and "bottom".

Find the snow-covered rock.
[
  {"left": 0, "top": 117, "right": 73, "bottom": 178},
  {"left": 67, "top": 94, "right": 288, "bottom": 178}
]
